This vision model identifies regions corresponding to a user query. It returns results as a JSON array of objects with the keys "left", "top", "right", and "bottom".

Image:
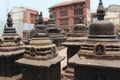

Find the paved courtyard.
[{"left": 58, "top": 47, "right": 67, "bottom": 69}]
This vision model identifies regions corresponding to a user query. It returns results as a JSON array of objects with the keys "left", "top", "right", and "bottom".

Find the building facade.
[
  {"left": 49, "top": 0, "right": 90, "bottom": 31},
  {"left": 10, "top": 6, "right": 38, "bottom": 37},
  {"left": 105, "top": 5, "right": 120, "bottom": 27}
]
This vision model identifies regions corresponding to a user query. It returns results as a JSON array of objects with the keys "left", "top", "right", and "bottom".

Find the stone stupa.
[
  {"left": 17, "top": 12, "right": 64, "bottom": 80},
  {"left": 69, "top": 0, "right": 120, "bottom": 80},
  {"left": 0, "top": 13, "right": 25, "bottom": 79}
]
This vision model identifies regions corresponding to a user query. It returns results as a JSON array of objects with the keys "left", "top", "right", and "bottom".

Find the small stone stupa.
[
  {"left": 69, "top": 0, "right": 120, "bottom": 80},
  {"left": 46, "top": 12, "right": 67, "bottom": 47},
  {"left": 0, "top": 13, "right": 25, "bottom": 79},
  {"left": 62, "top": 16, "right": 88, "bottom": 80},
  {"left": 17, "top": 12, "right": 64, "bottom": 80},
  {"left": 63, "top": 16, "right": 88, "bottom": 62}
]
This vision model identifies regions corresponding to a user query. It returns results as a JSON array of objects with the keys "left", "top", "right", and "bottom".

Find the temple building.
[
  {"left": 62, "top": 16, "right": 88, "bottom": 80},
  {"left": 49, "top": 0, "right": 90, "bottom": 31},
  {"left": 46, "top": 12, "right": 67, "bottom": 47},
  {"left": 69, "top": 0, "right": 120, "bottom": 80},
  {"left": 17, "top": 12, "right": 64, "bottom": 80},
  {"left": 0, "top": 13, "right": 25, "bottom": 79}
]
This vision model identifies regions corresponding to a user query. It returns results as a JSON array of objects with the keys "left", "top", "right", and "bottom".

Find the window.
[
  {"left": 60, "top": 10, "right": 68, "bottom": 16},
  {"left": 74, "top": 4, "right": 77, "bottom": 7},
  {"left": 30, "top": 14, "right": 34, "bottom": 18},
  {"left": 60, "top": 19, "right": 68, "bottom": 25},
  {"left": 74, "top": 9, "right": 83, "bottom": 15},
  {"left": 53, "top": 12, "right": 56, "bottom": 18},
  {"left": 74, "top": 18, "right": 79, "bottom": 24},
  {"left": 74, "top": 17, "right": 84, "bottom": 24},
  {"left": 80, "top": 2, "right": 85, "bottom": 6},
  {"left": 30, "top": 20, "right": 34, "bottom": 24},
  {"left": 30, "top": 14, "right": 36, "bottom": 23}
]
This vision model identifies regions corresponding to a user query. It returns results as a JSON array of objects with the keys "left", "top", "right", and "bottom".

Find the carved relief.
[{"left": 94, "top": 43, "right": 106, "bottom": 55}]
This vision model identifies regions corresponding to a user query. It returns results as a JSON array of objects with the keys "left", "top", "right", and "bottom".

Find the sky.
[{"left": 0, "top": 0, "right": 120, "bottom": 21}]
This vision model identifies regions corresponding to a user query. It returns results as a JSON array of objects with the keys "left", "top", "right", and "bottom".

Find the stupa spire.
[
  {"left": 7, "top": 13, "right": 13, "bottom": 27},
  {"left": 35, "top": 12, "right": 43, "bottom": 25},
  {"left": 97, "top": 0, "right": 105, "bottom": 20},
  {"left": 48, "top": 12, "right": 55, "bottom": 24}
]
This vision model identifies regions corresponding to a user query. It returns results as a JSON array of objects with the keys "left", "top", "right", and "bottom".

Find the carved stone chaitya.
[
  {"left": 46, "top": 12, "right": 67, "bottom": 47},
  {"left": 69, "top": 0, "right": 120, "bottom": 80},
  {"left": 17, "top": 12, "right": 64, "bottom": 80},
  {"left": 62, "top": 16, "right": 88, "bottom": 80},
  {"left": 63, "top": 16, "right": 88, "bottom": 62},
  {"left": 0, "top": 13, "right": 25, "bottom": 79}
]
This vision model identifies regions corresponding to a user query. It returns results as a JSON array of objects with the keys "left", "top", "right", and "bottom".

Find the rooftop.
[
  {"left": 50, "top": 0, "right": 86, "bottom": 8},
  {"left": 106, "top": 4, "right": 120, "bottom": 12},
  {"left": 43, "top": 17, "right": 48, "bottom": 22}
]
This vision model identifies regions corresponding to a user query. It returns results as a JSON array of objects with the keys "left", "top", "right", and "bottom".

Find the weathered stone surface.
[
  {"left": 69, "top": 0, "right": 120, "bottom": 80},
  {"left": 0, "top": 13, "right": 25, "bottom": 78},
  {"left": 62, "top": 16, "right": 88, "bottom": 80},
  {"left": 46, "top": 12, "right": 67, "bottom": 47},
  {"left": 17, "top": 12, "right": 64, "bottom": 80}
]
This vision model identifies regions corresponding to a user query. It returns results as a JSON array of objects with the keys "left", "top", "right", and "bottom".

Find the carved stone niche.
[
  {"left": 94, "top": 43, "right": 106, "bottom": 55},
  {"left": 87, "top": 72, "right": 107, "bottom": 80}
]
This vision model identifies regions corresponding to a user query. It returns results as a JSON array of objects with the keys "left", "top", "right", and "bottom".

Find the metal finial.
[
  {"left": 39, "top": 12, "right": 43, "bottom": 24},
  {"left": 35, "top": 12, "right": 44, "bottom": 24},
  {"left": 49, "top": 12, "right": 53, "bottom": 18},
  {"left": 100, "top": 0, "right": 102, "bottom": 3},
  {"left": 7, "top": 13, "right": 13, "bottom": 27},
  {"left": 48, "top": 12, "right": 55, "bottom": 24},
  {"left": 40, "top": 12, "right": 42, "bottom": 17},
  {"left": 97, "top": 0, "right": 105, "bottom": 20}
]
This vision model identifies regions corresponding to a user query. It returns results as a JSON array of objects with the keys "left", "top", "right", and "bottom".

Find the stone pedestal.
[
  {"left": 74, "top": 66, "right": 120, "bottom": 80},
  {"left": 20, "top": 60, "right": 61, "bottom": 80},
  {"left": 0, "top": 55, "right": 22, "bottom": 76}
]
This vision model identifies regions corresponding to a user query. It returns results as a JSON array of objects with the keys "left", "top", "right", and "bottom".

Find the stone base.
[
  {"left": 61, "top": 65, "right": 74, "bottom": 80},
  {"left": 0, "top": 57, "right": 22, "bottom": 77},
  {"left": 74, "top": 65, "right": 120, "bottom": 80},
  {"left": 19, "top": 62, "right": 61, "bottom": 80}
]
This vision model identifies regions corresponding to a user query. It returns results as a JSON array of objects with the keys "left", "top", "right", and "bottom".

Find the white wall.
[
  {"left": 105, "top": 11, "right": 120, "bottom": 25},
  {"left": 0, "top": 21, "right": 5, "bottom": 36},
  {"left": 86, "top": 8, "right": 91, "bottom": 25},
  {"left": 10, "top": 7, "right": 34, "bottom": 37}
]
